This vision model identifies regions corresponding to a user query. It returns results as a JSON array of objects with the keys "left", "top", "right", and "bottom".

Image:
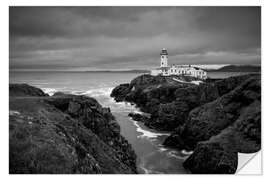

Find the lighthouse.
[
  {"left": 160, "top": 48, "right": 168, "bottom": 67},
  {"left": 150, "top": 48, "right": 207, "bottom": 79}
]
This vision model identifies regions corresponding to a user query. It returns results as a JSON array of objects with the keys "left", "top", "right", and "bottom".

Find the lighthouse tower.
[{"left": 160, "top": 48, "right": 168, "bottom": 67}]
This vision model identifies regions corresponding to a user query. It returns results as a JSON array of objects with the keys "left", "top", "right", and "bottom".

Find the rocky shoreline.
[
  {"left": 110, "top": 73, "right": 261, "bottom": 174},
  {"left": 9, "top": 84, "right": 137, "bottom": 174}
]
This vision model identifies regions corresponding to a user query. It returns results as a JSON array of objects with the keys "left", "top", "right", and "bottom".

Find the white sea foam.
[
  {"left": 158, "top": 147, "right": 169, "bottom": 152},
  {"left": 132, "top": 110, "right": 143, "bottom": 115},
  {"left": 110, "top": 101, "right": 138, "bottom": 113},
  {"left": 81, "top": 87, "right": 113, "bottom": 97},
  {"left": 181, "top": 149, "right": 194, "bottom": 155},
  {"left": 133, "top": 121, "right": 170, "bottom": 139},
  {"left": 167, "top": 151, "right": 186, "bottom": 160}
]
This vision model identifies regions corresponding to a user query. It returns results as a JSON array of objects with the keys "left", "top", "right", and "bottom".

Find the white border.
[
  {"left": 7, "top": 0, "right": 261, "bottom": 6},
  {"left": 2, "top": 0, "right": 267, "bottom": 180}
]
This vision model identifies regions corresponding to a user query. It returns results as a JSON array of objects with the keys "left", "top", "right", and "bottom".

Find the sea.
[{"left": 9, "top": 71, "right": 256, "bottom": 174}]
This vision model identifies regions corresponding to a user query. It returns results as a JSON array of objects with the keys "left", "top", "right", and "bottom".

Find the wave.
[
  {"left": 158, "top": 146, "right": 169, "bottom": 152},
  {"left": 167, "top": 151, "right": 187, "bottom": 160},
  {"left": 181, "top": 149, "right": 193, "bottom": 155},
  {"left": 79, "top": 87, "right": 113, "bottom": 97},
  {"left": 133, "top": 121, "right": 170, "bottom": 139}
]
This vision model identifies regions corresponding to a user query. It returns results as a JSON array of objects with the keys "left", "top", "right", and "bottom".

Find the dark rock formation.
[
  {"left": 111, "top": 74, "right": 258, "bottom": 131},
  {"left": 166, "top": 75, "right": 261, "bottom": 150},
  {"left": 110, "top": 83, "right": 130, "bottom": 102},
  {"left": 172, "top": 75, "right": 261, "bottom": 173},
  {"left": 183, "top": 142, "right": 238, "bottom": 174},
  {"left": 9, "top": 84, "right": 137, "bottom": 174},
  {"left": 128, "top": 113, "right": 149, "bottom": 122},
  {"left": 183, "top": 100, "right": 260, "bottom": 174},
  {"left": 111, "top": 73, "right": 261, "bottom": 174},
  {"left": 111, "top": 74, "right": 195, "bottom": 130},
  {"left": 9, "top": 84, "right": 48, "bottom": 97}
]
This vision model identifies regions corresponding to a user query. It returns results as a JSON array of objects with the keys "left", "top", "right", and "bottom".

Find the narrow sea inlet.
[{"left": 109, "top": 102, "right": 190, "bottom": 174}]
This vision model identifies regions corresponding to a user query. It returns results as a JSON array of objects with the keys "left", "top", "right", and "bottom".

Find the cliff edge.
[{"left": 9, "top": 84, "right": 137, "bottom": 174}]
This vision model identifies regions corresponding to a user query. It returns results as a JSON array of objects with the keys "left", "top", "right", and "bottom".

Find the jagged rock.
[
  {"left": 128, "top": 113, "right": 149, "bottom": 122},
  {"left": 179, "top": 76, "right": 261, "bottom": 174},
  {"left": 177, "top": 75, "right": 261, "bottom": 150},
  {"left": 111, "top": 74, "right": 195, "bottom": 130},
  {"left": 9, "top": 84, "right": 137, "bottom": 174},
  {"left": 111, "top": 74, "right": 259, "bottom": 131},
  {"left": 111, "top": 73, "right": 261, "bottom": 174},
  {"left": 183, "top": 142, "right": 238, "bottom": 174},
  {"left": 10, "top": 83, "right": 48, "bottom": 97},
  {"left": 110, "top": 83, "right": 130, "bottom": 102},
  {"left": 53, "top": 92, "right": 67, "bottom": 96}
]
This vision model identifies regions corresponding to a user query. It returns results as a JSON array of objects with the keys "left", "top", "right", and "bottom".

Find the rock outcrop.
[
  {"left": 9, "top": 84, "right": 137, "bottom": 174},
  {"left": 9, "top": 83, "right": 48, "bottom": 97},
  {"left": 169, "top": 75, "right": 261, "bottom": 150},
  {"left": 183, "top": 99, "right": 260, "bottom": 174},
  {"left": 111, "top": 74, "right": 258, "bottom": 131},
  {"left": 111, "top": 73, "right": 261, "bottom": 173},
  {"left": 165, "top": 75, "right": 261, "bottom": 173},
  {"left": 111, "top": 74, "right": 196, "bottom": 130}
]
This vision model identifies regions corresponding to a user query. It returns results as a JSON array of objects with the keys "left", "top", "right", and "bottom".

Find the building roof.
[
  {"left": 160, "top": 67, "right": 170, "bottom": 70},
  {"left": 160, "top": 48, "right": 168, "bottom": 55}
]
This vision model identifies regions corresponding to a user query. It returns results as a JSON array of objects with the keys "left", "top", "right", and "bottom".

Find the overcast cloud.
[{"left": 9, "top": 7, "right": 261, "bottom": 70}]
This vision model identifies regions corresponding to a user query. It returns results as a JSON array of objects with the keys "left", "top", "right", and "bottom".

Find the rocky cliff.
[
  {"left": 9, "top": 84, "right": 137, "bottom": 174},
  {"left": 111, "top": 74, "right": 258, "bottom": 131},
  {"left": 111, "top": 74, "right": 261, "bottom": 173}
]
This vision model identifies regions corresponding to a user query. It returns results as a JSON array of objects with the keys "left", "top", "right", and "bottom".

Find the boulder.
[
  {"left": 183, "top": 142, "right": 238, "bottom": 174},
  {"left": 128, "top": 113, "right": 149, "bottom": 122},
  {"left": 110, "top": 83, "right": 130, "bottom": 102},
  {"left": 9, "top": 84, "right": 48, "bottom": 97}
]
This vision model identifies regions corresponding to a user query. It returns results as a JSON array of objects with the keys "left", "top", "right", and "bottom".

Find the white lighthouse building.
[
  {"left": 160, "top": 48, "right": 168, "bottom": 67},
  {"left": 150, "top": 48, "right": 207, "bottom": 79}
]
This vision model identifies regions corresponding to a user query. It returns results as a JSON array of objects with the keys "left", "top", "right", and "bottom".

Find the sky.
[{"left": 9, "top": 7, "right": 261, "bottom": 71}]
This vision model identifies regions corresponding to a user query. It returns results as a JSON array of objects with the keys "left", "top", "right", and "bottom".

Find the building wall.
[
  {"left": 160, "top": 55, "right": 168, "bottom": 67},
  {"left": 160, "top": 66, "right": 207, "bottom": 79}
]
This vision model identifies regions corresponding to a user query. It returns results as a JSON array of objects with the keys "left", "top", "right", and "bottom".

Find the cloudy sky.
[{"left": 9, "top": 7, "right": 261, "bottom": 71}]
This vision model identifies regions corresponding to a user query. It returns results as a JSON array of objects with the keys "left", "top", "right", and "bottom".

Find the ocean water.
[{"left": 9, "top": 71, "right": 255, "bottom": 174}]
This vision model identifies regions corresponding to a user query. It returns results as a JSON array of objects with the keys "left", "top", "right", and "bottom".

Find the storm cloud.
[{"left": 9, "top": 7, "right": 261, "bottom": 70}]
